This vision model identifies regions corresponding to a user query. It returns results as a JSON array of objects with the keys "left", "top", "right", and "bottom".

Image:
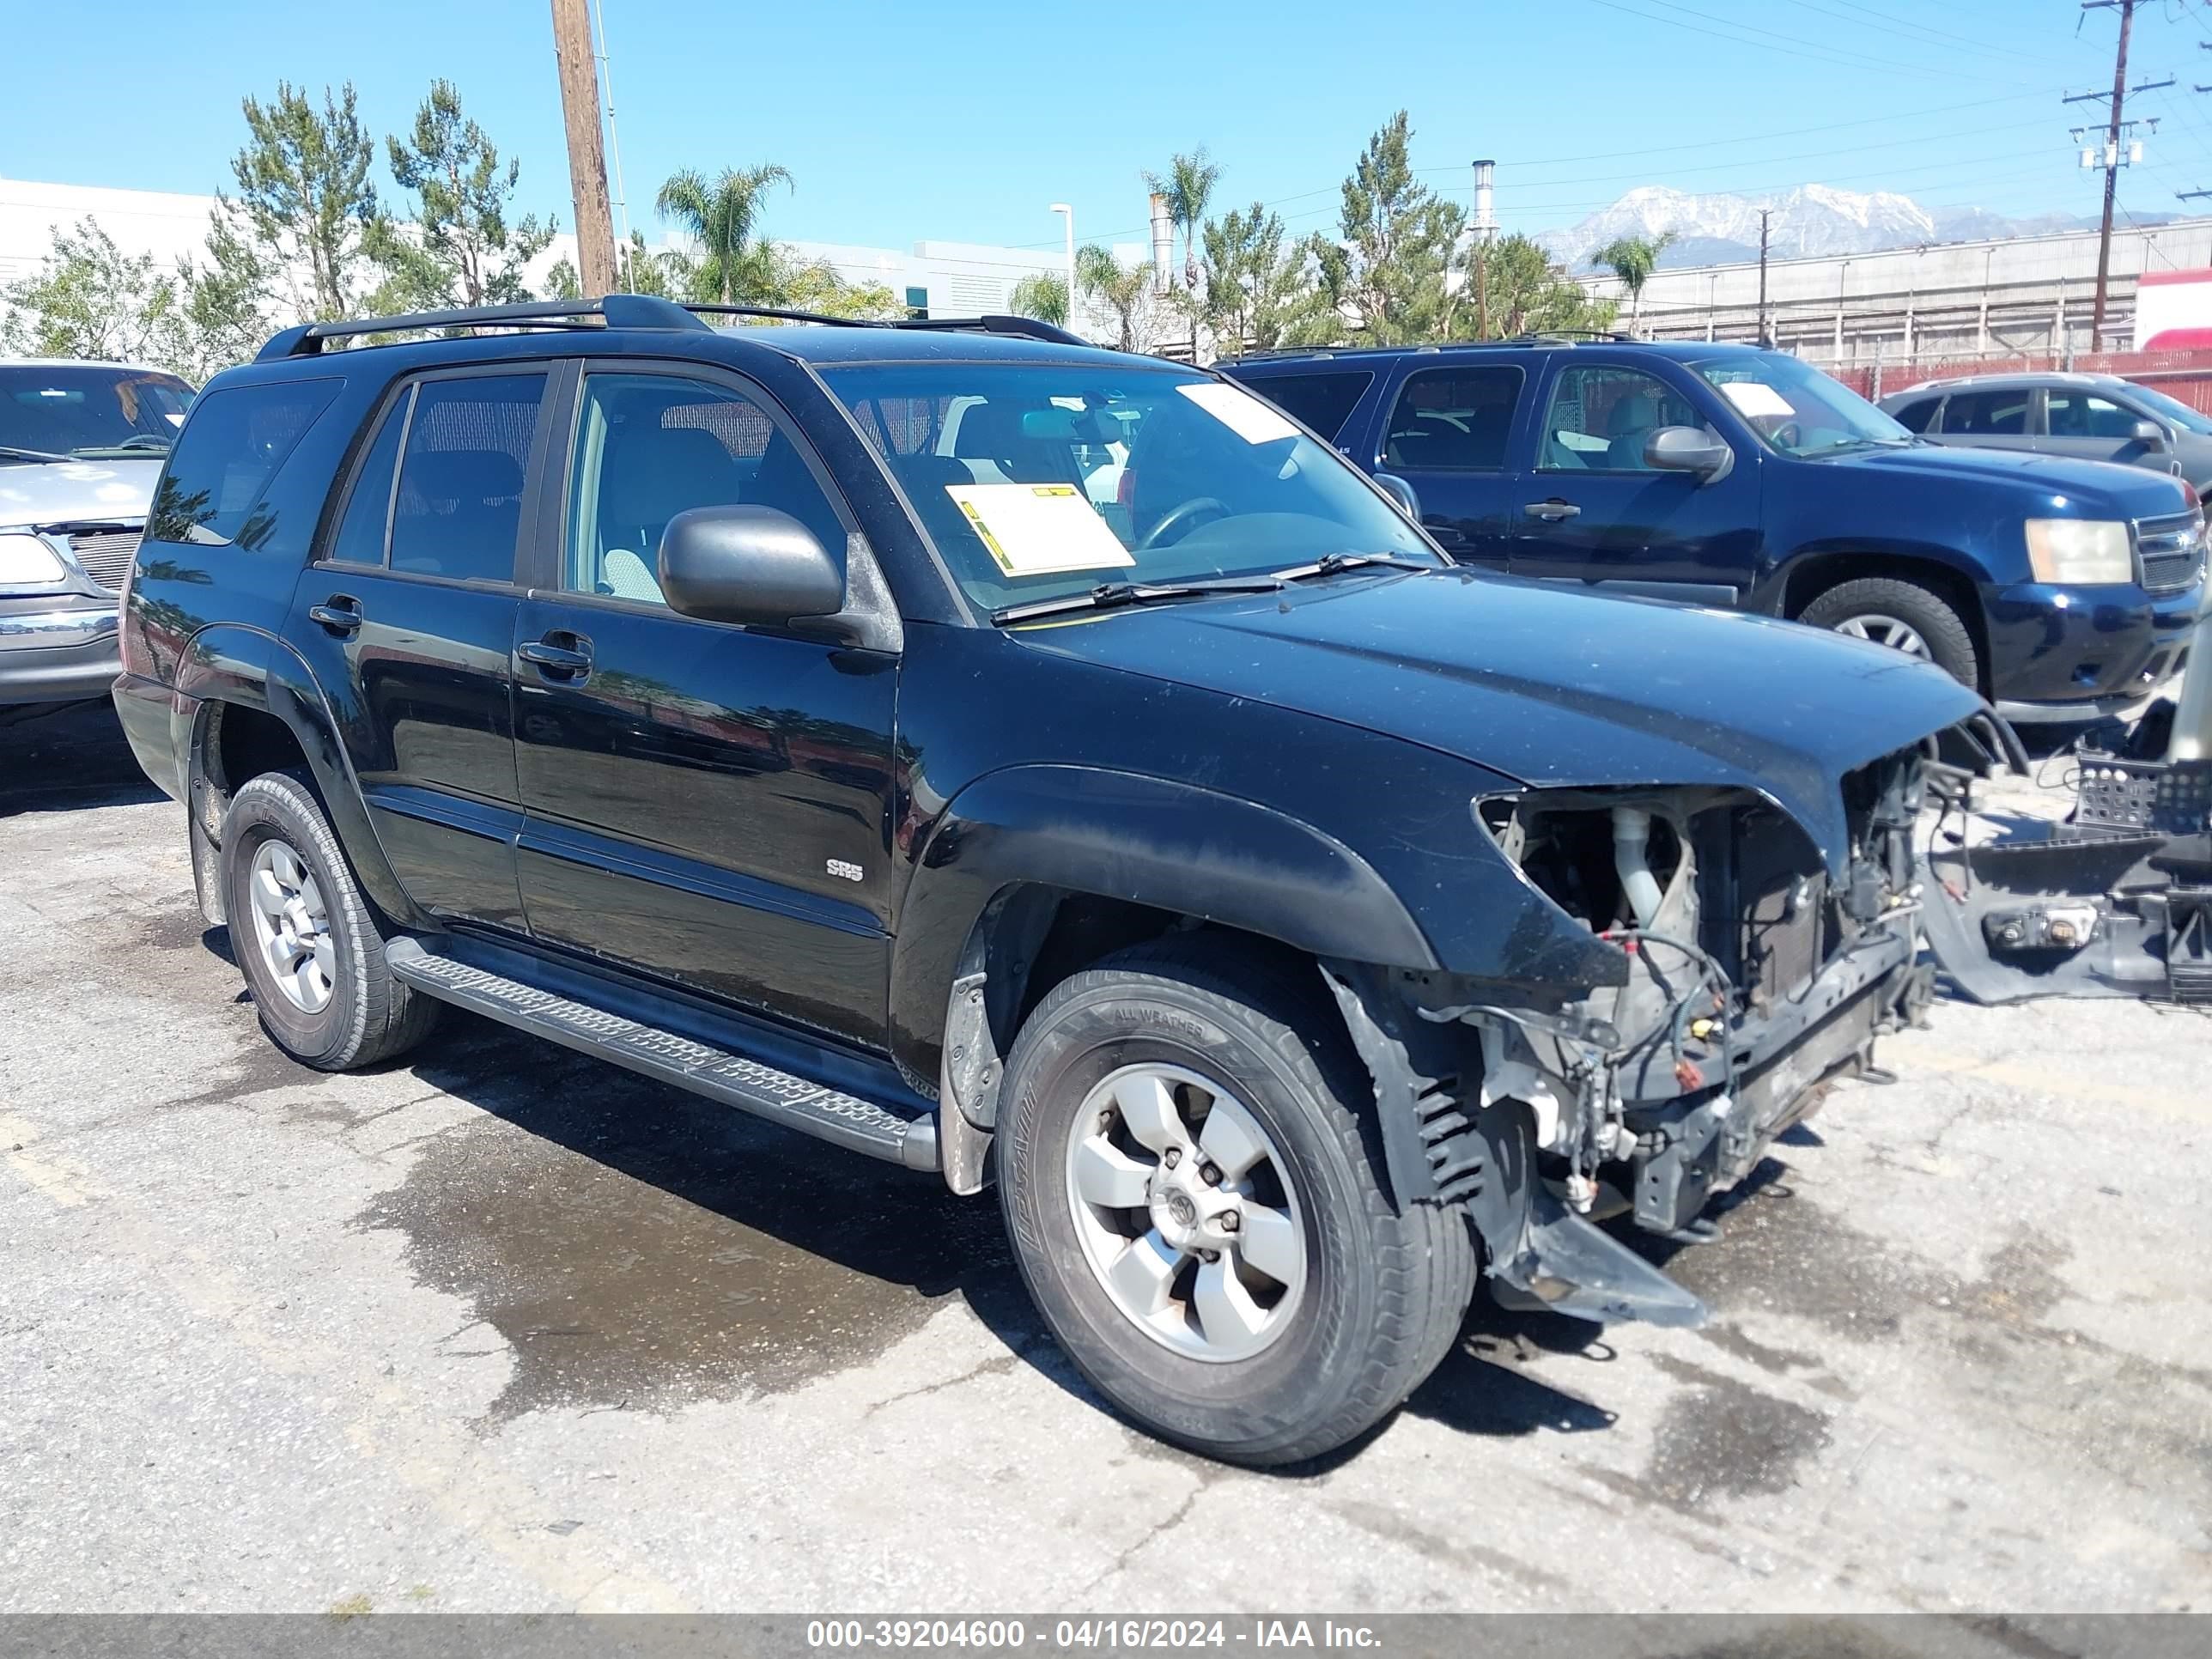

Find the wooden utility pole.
[
  {"left": 2090, "top": 0, "right": 2135, "bottom": 349},
  {"left": 1756, "top": 210, "right": 1771, "bottom": 346},
  {"left": 551, "top": 0, "right": 618, "bottom": 298}
]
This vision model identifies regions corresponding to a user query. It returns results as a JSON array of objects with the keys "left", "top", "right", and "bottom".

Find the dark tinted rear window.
[
  {"left": 1236, "top": 370, "right": 1374, "bottom": 442},
  {"left": 1890, "top": 396, "right": 1940, "bottom": 434},
  {"left": 1384, "top": 367, "right": 1525, "bottom": 470},
  {"left": 149, "top": 379, "right": 341, "bottom": 547},
  {"left": 1942, "top": 389, "right": 2030, "bottom": 436},
  {"left": 386, "top": 374, "right": 544, "bottom": 584}
]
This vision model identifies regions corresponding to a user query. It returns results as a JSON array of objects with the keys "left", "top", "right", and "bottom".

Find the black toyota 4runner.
[{"left": 114, "top": 295, "right": 1984, "bottom": 1466}]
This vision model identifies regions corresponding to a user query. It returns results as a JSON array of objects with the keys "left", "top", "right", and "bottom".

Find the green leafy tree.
[
  {"left": 753, "top": 246, "right": 898, "bottom": 319},
  {"left": 227, "top": 81, "right": 386, "bottom": 320},
  {"left": 1076, "top": 244, "right": 1158, "bottom": 354},
  {"left": 1008, "top": 271, "right": 1071, "bottom": 329},
  {"left": 1465, "top": 234, "right": 1618, "bottom": 340},
  {"left": 1589, "top": 232, "right": 1674, "bottom": 335},
  {"left": 175, "top": 209, "right": 274, "bottom": 377},
  {"left": 0, "top": 219, "right": 185, "bottom": 368},
  {"left": 1145, "top": 149, "right": 1221, "bottom": 294},
  {"left": 653, "top": 164, "right": 793, "bottom": 305},
  {"left": 1198, "top": 204, "right": 1321, "bottom": 355},
  {"left": 378, "top": 79, "right": 556, "bottom": 309},
  {"left": 1311, "top": 112, "right": 1463, "bottom": 345}
]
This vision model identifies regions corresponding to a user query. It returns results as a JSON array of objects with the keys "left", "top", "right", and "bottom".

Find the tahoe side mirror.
[
  {"left": 659, "top": 504, "right": 845, "bottom": 627},
  {"left": 2131, "top": 418, "right": 2170, "bottom": 451},
  {"left": 1644, "top": 425, "right": 1735, "bottom": 481},
  {"left": 1372, "top": 471, "right": 1421, "bottom": 519}
]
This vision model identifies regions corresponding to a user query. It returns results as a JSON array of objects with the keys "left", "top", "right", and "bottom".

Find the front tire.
[
  {"left": 221, "top": 772, "right": 439, "bottom": 1071},
  {"left": 1800, "top": 575, "right": 1980, "bottom": 689},
  {"left": 995, "top": 937, "right": 1475, "bottom": 1467}
]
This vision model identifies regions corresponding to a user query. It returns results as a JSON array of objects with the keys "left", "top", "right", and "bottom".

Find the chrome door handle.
[
  {"left": 1523, "top": 500, "right": 1582, "bottom": 523},
  {"left": 518, "top": 636, "right": 592, "bottom": 678},
  {"left": 307, "top": 597, "right": 362, "bottom": 635}
]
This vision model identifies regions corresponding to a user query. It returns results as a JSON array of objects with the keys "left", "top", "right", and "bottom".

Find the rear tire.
[
  {"left": 1800, "top": 575, "right": 1980, "bottom": 690},
  {"left": 994, "top": 936, "right": 1476, "bottom": 1467},
  {"left": 220, "top": 772, "right": 439, "bottom": 1071}
]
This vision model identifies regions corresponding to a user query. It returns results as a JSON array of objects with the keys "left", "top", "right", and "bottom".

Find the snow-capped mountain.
[{"left": 1539, "top": 184, "right": 2113, "bottom": 270}]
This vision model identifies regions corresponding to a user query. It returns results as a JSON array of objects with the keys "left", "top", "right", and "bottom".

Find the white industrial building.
[
  {"left": 1583, "top": 216, "right": 2212, "bottom": 365},
  {"left": 2, "top": 175, "right": 1134, "bottom": 340}
]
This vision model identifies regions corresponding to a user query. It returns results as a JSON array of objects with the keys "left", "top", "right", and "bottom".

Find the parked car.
[
  {"left": 1222, "top": 341, "right": 2204, "bottom": 723},
  {"left": 1878, "top": 370, "right": 2212, "bottom": 501},
  {"left": 1, "top": 358, "right": 195, "bottom": 709},
  {"left": 114, "top": 296, "right": 1982, "bottom": 1466}
]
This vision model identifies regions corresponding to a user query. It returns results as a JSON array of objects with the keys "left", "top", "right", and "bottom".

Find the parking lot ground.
[{"left": 2, "top": 701, "right": 2209, "bottom": 1614}]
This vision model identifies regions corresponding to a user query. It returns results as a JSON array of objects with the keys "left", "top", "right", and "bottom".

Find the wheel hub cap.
[
  {"left": 246, "top": 839, "right": 334, "bottom": 1014},
  {"left": 1833, "top": 612, "right": 1932, "bottom": 661},
  {"left": 1064, "top": 1063, "right": 1307, "bottom": 1364}
]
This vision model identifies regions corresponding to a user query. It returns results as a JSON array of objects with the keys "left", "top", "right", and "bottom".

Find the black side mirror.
[
  {"left": 2131, "top": 418, "right": 2170, "bottom": 452},
  {"left": 1644, "top": 425, "right": 1735, "bottom": 482},
  {"left": 659, "top": 505, "right": 845, "bottom": 627},
  {"left": 1372, "top": 471, "right": 1421, "bottom": 520}
]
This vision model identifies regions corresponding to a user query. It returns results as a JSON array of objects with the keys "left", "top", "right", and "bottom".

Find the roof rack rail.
[
  {"left": 257, "top": 294, "right": 1094, "bottom": 363},
  {"left": 257, "top": 295, "right": 708, "bottom": 361},
  {"left": 891, "top": 314, "right": 1089, "bottom": 347}
]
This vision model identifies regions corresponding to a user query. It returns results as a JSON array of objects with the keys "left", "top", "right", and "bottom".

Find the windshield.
[
  {"left": 822, "top": 361, "right": 1437, "bottom": 614},
  {"left": 0, "top": 365, "right": 195, "bottom": 459},
  {"left": 2121, "top": 381, "right": 2212, "bottom": 436},
  {"left": 1694, "top": 351, "right": 1911, "bottom": 457}
]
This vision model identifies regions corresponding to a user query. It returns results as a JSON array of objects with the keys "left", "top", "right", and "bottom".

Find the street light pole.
[{"left": 1050, "top": 204, "right": 1075, "bottom": 303}]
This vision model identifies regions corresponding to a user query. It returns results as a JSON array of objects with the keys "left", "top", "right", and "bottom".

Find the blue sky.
[{"left": 8, "top": 0, "right": 2210, "bottom": 252}]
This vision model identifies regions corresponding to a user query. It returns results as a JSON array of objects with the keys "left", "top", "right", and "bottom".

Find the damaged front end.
[{"left": 1326, "top": 746, "right": 1936, "bottom": 1329}]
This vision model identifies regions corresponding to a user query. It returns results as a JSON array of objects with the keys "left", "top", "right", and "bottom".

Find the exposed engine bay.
[{"left": 1327, "top": 746, "right": 1937, "bottom": 1329}]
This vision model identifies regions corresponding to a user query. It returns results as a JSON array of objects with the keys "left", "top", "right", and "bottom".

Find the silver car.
[{"left": 1, "top": 359, "right": 194, "bottom": 708}]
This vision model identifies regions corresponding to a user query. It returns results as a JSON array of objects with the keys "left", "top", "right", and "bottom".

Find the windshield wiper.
[
  {"left": 1273, "top": 550, "right": 1437, "bottom": 582},
  {"left": 0, "top": 444, "right": 74, "bottom": 464},
  {"left": 991, "top": 574, "right": 1285, "bottom": 626}
]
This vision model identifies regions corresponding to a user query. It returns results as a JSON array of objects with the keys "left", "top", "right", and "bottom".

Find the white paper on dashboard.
[
  {"left": 1717, "top": 380, "right": 1795, "bottom": 419},
  {"left": 1175, "top": 381, "right": 1301, "bottom": 445},
  {"left": 944, "top": 483, "right": 1137, "bottom": 577}
]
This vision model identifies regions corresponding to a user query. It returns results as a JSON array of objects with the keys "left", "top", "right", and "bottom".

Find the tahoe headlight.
[
  {"left": 2024, "top": 519, "right": 2133, "bottom": 585},
  {"left": 0, "top": 532, "right": 70, "bottom": 589}
]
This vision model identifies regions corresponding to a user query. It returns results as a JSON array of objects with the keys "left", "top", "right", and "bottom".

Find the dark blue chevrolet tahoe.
[
  {"left": 1222, "top": 340, "right": 2204, "bottom": 722},
  {"left": 114, "top": 296, "right": 1986, "bottom": 1467}
]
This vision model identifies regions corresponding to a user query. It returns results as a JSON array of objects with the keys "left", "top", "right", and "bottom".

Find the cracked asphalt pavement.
[{"left": 2, "top": 702, "right": 2208, "bottom": 1614}]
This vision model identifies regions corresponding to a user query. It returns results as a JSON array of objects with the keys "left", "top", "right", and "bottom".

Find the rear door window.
[
  {"left": 1941, "top": 389, "right": 2030, "bottom": 436},
  {"left": 1383, "top": 367, "right": 1525, "bottom": 471},
  {"left": 1889, "top": 396, "right": 1940, "bottom": 434},
  {"left": 386, "top": 373, "right": 546, "bottom": 584},
  {"left": 1239, "top": 371, "right": 1374, "bottom": 443},
  {"left": 149, "top": 379, "right": 342, "bottom": 546},
  {"left": 325, "top": 398, "right": 407, "bottom": 567}
]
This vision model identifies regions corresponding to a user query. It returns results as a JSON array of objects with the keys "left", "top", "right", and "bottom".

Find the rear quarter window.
[
  {"left": 1890, "top": 396, "right": 1940, "bottom": 434},
  {"left": 149, "top": 379, "right": 342, "bottom": 548},
  {"left": 1232, "top": 370, "right": 1375, "bottom": 443}
]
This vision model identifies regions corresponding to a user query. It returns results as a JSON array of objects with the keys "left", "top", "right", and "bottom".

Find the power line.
[
  {"left": 1576, "top": 0, "right": 2045, "bottom": 83},
  {"left": 1777, "top": 0, "right": 2086, "bottom": 65}
]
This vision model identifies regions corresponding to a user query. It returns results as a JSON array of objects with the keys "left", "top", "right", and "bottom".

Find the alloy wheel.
[
  {"left": 1062, "top": 1063, "right": 1307, "bottom": 1363},
  {"left": 1832, "top": 612, "right": 1932, "bottom": 660},
  {"left": 246, "top": 839, "right": 335, "bottom": 1014}
]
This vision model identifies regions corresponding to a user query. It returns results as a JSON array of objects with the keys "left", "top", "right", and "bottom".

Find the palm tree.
[
  {"left": 1589, "top": 232, "right": 1675, "bottom": 337},
  {"left": 1008, "top": 271, "right": 1070, "bottom": 328},
  {"left": 653, "top": 164, "right": 793, "bottom": 305},
  {"left": 1146, "top": 149, "right": 1221, "bottom": 293},
  {"left": 1076, "top": 244, "right": 1153, "bottom": 353}
]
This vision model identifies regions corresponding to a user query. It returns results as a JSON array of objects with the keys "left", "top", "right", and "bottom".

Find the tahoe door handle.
[
  {"left": 519, "top": 635, "right": 592, "bottom": 679},
  {"left": 307, "top": 596, "right": 362, "bottom": 635},
  {"left": 1523, "top": 499, "right": 1581, "bottom": 522}
]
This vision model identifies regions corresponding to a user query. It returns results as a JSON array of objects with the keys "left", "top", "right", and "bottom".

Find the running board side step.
[{"left": 384, "top": 938, "right": 939, "bottom": 1172}]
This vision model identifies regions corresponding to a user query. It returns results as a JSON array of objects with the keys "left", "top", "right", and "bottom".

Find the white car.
[{"left": 1, "top": 359, "right": 194, "bottom": 708}]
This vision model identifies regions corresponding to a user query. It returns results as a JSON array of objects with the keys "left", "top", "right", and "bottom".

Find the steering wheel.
[
  {"left": 1770, "top": 421, "right": 1803, "bottom": 452},
  {"left": 1134, "top": 495, "right": 1229, "bottom": 552}
]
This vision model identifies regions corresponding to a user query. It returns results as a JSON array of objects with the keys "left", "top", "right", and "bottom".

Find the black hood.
[{"left": 1011, "top": 569, "right": 1984, "bottom": 874}]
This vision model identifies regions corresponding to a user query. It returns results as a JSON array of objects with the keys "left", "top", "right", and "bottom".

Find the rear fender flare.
[
  {"left": 889, "top": 765, "right": 1438, "bottom": 1085},
  {"left": 177, "top": 623, "right": 426, "bottom": 931}
]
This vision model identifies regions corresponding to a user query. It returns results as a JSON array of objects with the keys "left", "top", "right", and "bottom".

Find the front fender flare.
[{"left": 889, "top": 765, "right": 1438, "bottom": 1085}]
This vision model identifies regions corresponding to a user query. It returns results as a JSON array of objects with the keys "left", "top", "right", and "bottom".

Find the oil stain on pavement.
[{"left": 357, "top": 1019, "right": 1018, "bottom": 1425}]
